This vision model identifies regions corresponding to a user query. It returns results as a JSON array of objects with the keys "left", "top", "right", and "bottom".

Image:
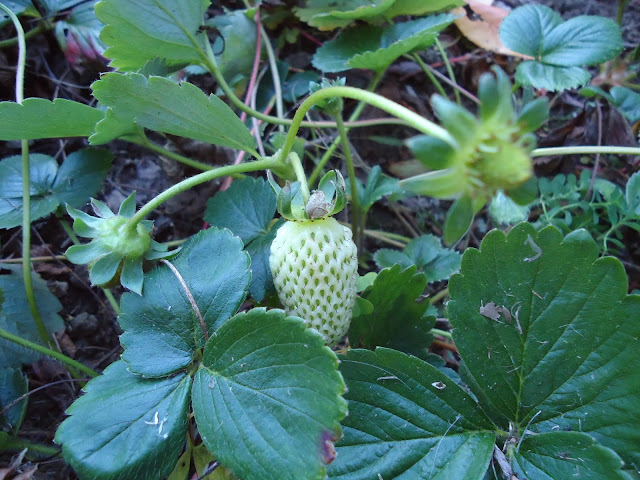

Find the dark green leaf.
[
  {"left": 208, "top": 10, "right": 257, "bottom": 82},
  {"left": 373, "top": 249, "right": 414, "bottom": 270},
  {"left": 0, "top": 98, "right": 104, "bottom": 140},
  {"left": 328, "top": 348, "right": 496, "bottom": 479},
  {"left": 626, "top": 171, "right": 640, "bottom": 214},
  {"left": 541, "top": 16, "right": 623, "bottom": 66},
  {"left": 312, "top": 15, "right": 455, "bottom": 73},
  {"left": 204, "top": 177, "right": 279, "bottom": 301},
  {"left": 95, "top": 0, "right": 209, "bottom": 71},
  {"left": 517, "top": 98, "right": 549, "bottom": 133},
  {"left": 0, "top": 368, "right": 28, "bottom": 431},
  {"left": 383, "top": 0, "right": 463, "bottom": 18},
  {"left": 93, "top": 73, "right": 255, "bottom": 152},
  {"left": 447, "top": 223, "right": 640, "bottom": 467},
  {"left": 192, "top": 308, "right": 347, "bottom": 480},
  {"left": 119, "top": 228, "right": 250, "bottom": 377},
  {"left": 55, "top": 361, "right": 191, "bottom": 480},
  {"left": 205, "top": 177, "right": 275, "bottom": 245},
  {"left": 499, "top": 4, "right": 563, "bottom": 58},
  {"left": 0, "top": 149, "right": 112, "bottom": 229},
  {"left": 0, "top": 265, "right": 63, "bottom": 368},
  {"left": 611, "top": 86, "right": 640, "bottom": 124},
  {"left": 349, "top": 265, "right": 434, "bottom": 359},
  {"left": 516, "top": 61, "right": 590, "bottom": 92},
  {"left": 358, "top": 166, "right": 403, "bottom": 212},
  {"left": 89, "top": 108, "right": 138, "bottom": 145},
  {"left": 513, "top": 432, "right": 627, "bottom": 479}
]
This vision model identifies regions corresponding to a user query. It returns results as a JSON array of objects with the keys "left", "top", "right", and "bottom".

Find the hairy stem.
[
  {"left": 531, "top": 146, "right": 640, "bottom": 157},
  {"left": 335, "top": 115, "right": 360, "bottom": 245}
]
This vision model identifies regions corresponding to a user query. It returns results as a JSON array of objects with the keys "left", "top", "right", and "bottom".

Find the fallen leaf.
[{"left": 453, "top": 0, "right": 532, "bottom": 58}]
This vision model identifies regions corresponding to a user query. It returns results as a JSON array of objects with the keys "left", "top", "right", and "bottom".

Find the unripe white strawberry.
[{"left": 270, "top": 216, "right": 358, "bottom": 347}]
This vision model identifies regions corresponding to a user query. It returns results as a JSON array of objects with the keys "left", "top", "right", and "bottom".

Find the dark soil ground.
[{"left": 0, "top": 0, "right": 639, "bottom": 478}]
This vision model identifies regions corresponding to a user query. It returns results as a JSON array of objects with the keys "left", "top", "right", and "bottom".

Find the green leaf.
[
  {"left": 0, "top": 98, "right": 103, "bottom": 140},
  {"left": 611, "top": 86, "right": 640, "bottom": 124},
  {"left": 0, "top": 265, "right": 63, "bottom": 368},
  {"left": 447, "top": 223, "right": 640, "bottom": 468},
  {"left": 383, "top": 0, "right": 463, "bottom": 18},
  {"left": 499, "top": 4, "right": 563, "bottom": 58},
  {"left": 208, "top": 10, "right": 258, "bottom": 82},
  {"left": 204, "top": 177, "right": 279, "bottom": 301},
  {"left": 95, "top": 0, "right": 209, "bottom": 71},
  {"left": 0, "top": 368, "right": 28, "bottom": 431},
  {"left": 349, "top": 265, "right": 434, "bottom": 359},
  {"left": 89, "top": 108, "right": 138, "bottom": 145},
  {"left": 356, "top": 165, "right": 403, "bottom": 212},
  {"left": 444, "top": 194, "right": 473, "bottom": 245},
  {"left": 295, "top": 0, "right": 395, "bottom": 31},
  {"left": 374, "top": 234, "right": 461, "bottom": 283},
  {"left": 55, "top": 361, "right": 191, "bottom": 480},
  {"left": 0, "top": 149, "right": 112, "bottom": 229},
  {"left": 541, "top": 16, "right": 623, "bottom": 67},
  {"left": 626, "top": 171, "right": 640, "bottom": 214},
  {"left": 0, "top": 0, "right": 36, "bottom": 17},
  {"left": 92, "top": 73, "right": 255, "bottom": 152},
  {"left": 312, "top": 15, "right": 455, "bottom": 73},
  {"left": 192, "top": 308, "right": 347, "bottom": 480},
  {"left": 406, "top": 135, "right": 456, "bottom": 171},
  {"left": 489, "top": 190, "right": 530, "bottom": 225},
  {"left": 327, "top": 348, "right": 496, "bottom": 479},
  {"left": 512, "top": 432, "right": 627, "bottom": 479},
  {"left": 119, "top": 228, "right": 250, "bottom": 377},
  {"left": 516, "top": 61, "right": 590, "bottom": 92}
]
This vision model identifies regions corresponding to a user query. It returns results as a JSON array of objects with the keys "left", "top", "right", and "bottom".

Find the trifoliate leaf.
[
  {"left": 374, "top": 234, "right": 461, "bottom": 282},
  {"left": 204, "top": 177, "right": 280, "bottom": 301},
  {"left": 0, "top": 149, "right": 113, "bottom": 229},
  {"left": 312, "top": 15, "right": 455, "bottom": 73},
  {"left": 92, "top": 73, "right": 255, "bottom": 152},
  {"left": 192, "top": 308, "right": 347, "bottom": 480},
  {"left": 55, "top": 361, "right": 191, "bottom": 480},
  {"left": 95, "top": 0, "right": 209, "bottom": 71},
  {"left": 119, "top": 228, "right": 250, "bottom": 377},
  {"left": 327, "top": 348, "right": 496, "bottom": 479},
  {"left": 447, "top": 223, "right": 640, "bottom": 468},
  {"left": 0, "top": 98, "right": 104, "bottom": 140},
  {"left": 349, "top": 265, "right": 434, "bottom": 359}
]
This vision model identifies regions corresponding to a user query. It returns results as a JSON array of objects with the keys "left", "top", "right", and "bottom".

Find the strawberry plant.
[{"left": 0, "top": 0, "right": 639, "bottom": 479}]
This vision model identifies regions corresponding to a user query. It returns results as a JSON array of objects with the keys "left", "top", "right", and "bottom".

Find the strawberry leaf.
[
  {"left": 204, "top": 177, "right": 280, "bottom": 301},
  {"left": 328, "top": 348, "right": 496, "bottom": 479},
  {"left": 119, "top": 228, "right": 250, "bottom": 377},
  {"left": 447, "top": 223, "right": 640, "bottom": 470},
  {"left": 295, "top": 0, "right": 395, "bottom": 31},
  {"left": 313, "top": 15, "right": 455, "bottom": 73},
  {"left": 348, "top": 265, "right": 434, "bottom": 359},
  {"left": 0, "top": 368, "right": 28, "bottom": 431},
  {"left": 55, "top": 361, "right": 191, "bottom": 480},
  {"left": 0, "top": 149, "right": 113, "bottom": 229},
  {"left": 95, "top": 0, "right": 209, "bottom": 71},
  {"left": 92, "top": 73, "right": 255, "bottom": 152},
  {"left": 0, "top": 98, "right": 104, "bottom": 140},
  {"left": 192, "top": 308, "right": 347, "bottom": 480}
]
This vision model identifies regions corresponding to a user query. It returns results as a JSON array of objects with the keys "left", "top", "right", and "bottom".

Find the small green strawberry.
[{"left": 269, "top": 170, "right": 358, "bottom": 346}]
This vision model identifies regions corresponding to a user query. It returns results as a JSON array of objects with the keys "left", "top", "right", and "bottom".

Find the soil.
[{"left": 0, "top": 0, "right": 638, "bottom": 478}]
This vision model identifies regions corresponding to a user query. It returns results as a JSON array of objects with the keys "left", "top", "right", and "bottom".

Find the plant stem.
[
  {"left": 429, "top": 287, "right": 449, "bottom": 305},
  {"left": 309, "top": 70, "right": 385, "bottom": 186},
  {"left": 335, "top": 115, "right": 360, "bottom": 243},
  {"left": 0, "top": 3, "right": 52, "bottom": 347},
  {"left": 531, "top": 146, "right": 640, "bottom": 157},
  {"left": 258, "top": 14, "right": 285, "bottom": 133},
  {"left": 431, "top": 328, "right": 453, "bottom": 340},
  {"left": 125, "top": 158, "right": 279, "bottom": 229},
  {"left": 435, "top": 38, "right": 460, "bottom": 105},
  {"left": 0, "top": 326, "right": 98, "bottom": 378},
  {"left": 281, "top": 86, "right": 456, "bottom": 178},
  {"left": 0, "top": 19, "right": 50, "bottom": 49},
  {"left": 411, "top": 53, "right": 447, "bottom": 97},
  {"left": 0, "top": 435, "right": 60, "bottom": 457},
  {"left": 289, "top": 152, "right": 310, "bottom": 203}
]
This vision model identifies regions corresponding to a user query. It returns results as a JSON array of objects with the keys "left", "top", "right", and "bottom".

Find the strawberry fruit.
[{"left": 268, "top": 169, "right": 358, "bottom": 346}]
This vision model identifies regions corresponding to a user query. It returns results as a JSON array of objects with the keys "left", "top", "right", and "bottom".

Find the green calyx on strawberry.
[
  {"left": 65, "top": 192, "right": 179, "bottom": 295},
  {"left": 269, "top": 170, "right": 358, "bottom": 346}
]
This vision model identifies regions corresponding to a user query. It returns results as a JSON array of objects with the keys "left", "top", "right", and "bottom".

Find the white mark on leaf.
[
  {"left": 524, "top": 234, "right": 542, "bottom": 262},
  {"left": 431, "top": 381, "right": 446, "bottom": 390}
]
